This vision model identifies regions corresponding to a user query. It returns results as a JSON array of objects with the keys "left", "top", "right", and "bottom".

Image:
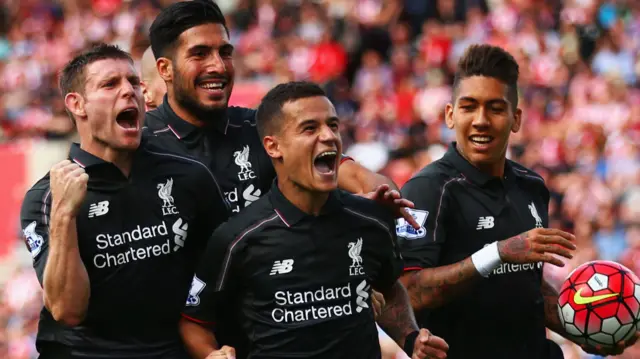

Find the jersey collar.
[
  {"left": 68, "top": 137, "right": 147, "bottom": 172},
  {"left": 68, "top": 143, "right": 109, "bottom": 168},
  {"left": 269, "top": 180, "right": 343, "bottom": 227},
  {"left": 444, "top": 142, "right": 516, "bottom": 187},
  {"left": 156, "top": 95, "right": 230, "bottom": 138}
]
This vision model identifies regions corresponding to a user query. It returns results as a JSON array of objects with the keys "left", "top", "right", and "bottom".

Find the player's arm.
[
  {"left": 541, "top": 278, "right": 567, "bottom": 337},
  {"left": 373, "top": 213, "right": 449, "bottom": 359},
  {"left": 398, "top": 176, "right": 577, "bottom": 311},
  {"left": 23, "top": 161, "right": 91, "bottom": 326},
  {"left": 180, "top": 224, "right": 239, "bottom": 358},
  {"left": 396, "top": 175, "right": 479, "bottom": 311},
  {"left": 376, "top": 281, "right": 419, "bottom": 346},
  {"left": 338, "top": 158, "right": 399, "bottom": 193}
]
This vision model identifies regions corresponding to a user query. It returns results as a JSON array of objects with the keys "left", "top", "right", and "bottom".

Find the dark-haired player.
[
  {"left": 396, "top": 44, "right": 638, "bottom": 358},
  {"left": 144, "top": 0, "right": 414, "bottom": 218},
  {"left": 143, "top": 2, "right": 418, "bottom": 356},
  {"left": 20, "top": 44, "right": 229, "bottom": 359},
  {"left": 179, "top": 81, "right": 449, "bottom": 359}
]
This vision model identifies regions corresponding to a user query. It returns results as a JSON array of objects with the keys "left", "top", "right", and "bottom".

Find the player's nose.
[
  {"left": 204, "top": 52, "right": 227, "bottom": 74},
  {"left": 121, "top": 80, "right": 136, "bottom": 98},
  {"left": 471, "top": 107, "right": 490, "bottom": 128},
  {"left": 318, "top": 124, "right": 339, "bottom": 144}
]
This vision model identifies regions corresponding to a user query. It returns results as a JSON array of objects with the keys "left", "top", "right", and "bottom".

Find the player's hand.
[
  {"left": 372, "top": 290, "right": 385, "bottom": 319},
  {"left": 205, "top": 346, "right": 236, "bottom": 359},
  {"left": 363, "top": 184, "right": 420, "bottom": 230},
  {"left": 50, "top": 160, "right": 89, "bottom": 217},
  {"left": 497, "top": 228, "right": 576, "bottom": 267},
  {"left": 412, "top": 328, "right": 448, "bottom": 359},
  {"left": 579, "top": 331, "right": 640, "bottom": 356}
]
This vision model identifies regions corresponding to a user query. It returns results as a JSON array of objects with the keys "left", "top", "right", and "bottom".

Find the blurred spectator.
[{"left": 1, "top": 0, "right": 639, "bottom": 358}]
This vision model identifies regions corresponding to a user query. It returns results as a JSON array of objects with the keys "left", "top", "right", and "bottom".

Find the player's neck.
[
  {"left": 476, "top": 158, "right": 506, "bottom": 178},
  {"left": 457, "top": 144, "right": 507, "bottom": 178},
  {"left": 278, "top": 179, "right": 329, "bottom": 216},
  {"left": 80, "top": 141, "right": 135, "bottom": 177},
  {"left": 167, "top": 92, "right": 206, "bottom": 128}
]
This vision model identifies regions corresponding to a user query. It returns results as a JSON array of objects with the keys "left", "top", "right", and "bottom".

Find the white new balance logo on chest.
[
  {"left": 88, "top": 201, "right": 109, "bottom": 218},
  {"left": 270, "top": 259, "right": 294, "bottom": 275},
  {"left": 476, "top": 216, "right": 495, "bottom": 230}
]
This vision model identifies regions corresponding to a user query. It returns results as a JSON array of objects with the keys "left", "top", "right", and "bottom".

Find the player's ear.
[
  {"left": 64, "top": 92, "right": 86, "bottom": 119},
  {"left": 445, "top": 103, "right": 455, "bottom": 129},
  {"left": 511, "top": 107, "right": 522, "bottom": 133},
  {"left": 157, "top": 57, "right": 172, "bottom": 83},
  {"left": 263, "top": 135, "right": 282, "bottom": 160}
]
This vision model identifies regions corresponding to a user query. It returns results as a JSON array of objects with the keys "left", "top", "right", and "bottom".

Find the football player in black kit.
[
  {"left": 396, "top": 44, "right": 639, "bottom": 358},
  {"left": 144, "top": 0, "right": 416, "bottom": 213},
  {"left": 143, "top": 2, "right": 418, "bottom": 357},
  {"left": 179, "top": 81, "right": 449, "bottom": 359},
  {"left": 20, "top": 44, "right": 229, "bottom": 358}
]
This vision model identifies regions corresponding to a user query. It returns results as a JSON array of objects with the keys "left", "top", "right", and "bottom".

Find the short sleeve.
[
  {"left": 372, "top": 214, "right": 404, "bottom": 293},
  {"left": 182, "top": 224, "right": 240, "bottom": 325},
  {"left": 396, "top": 175, "right": 450, "bottom": 271},
  {"left": 19, "top": 186, "right": 52, "bottom": 286}
]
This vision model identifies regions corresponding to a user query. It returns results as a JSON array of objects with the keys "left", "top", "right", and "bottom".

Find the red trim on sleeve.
[
  {"left": 403, "top": 266, "right": 423, "bottom": 272},
  {"left": 181, "top": 313, "right": 214, "bottom": 325},
  {"left": 339, "top": 156, "right": 353, "bottom": 165}
]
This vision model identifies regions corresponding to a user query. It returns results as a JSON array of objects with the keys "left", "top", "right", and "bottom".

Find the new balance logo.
[
  {"left": 270, "top": 259, "right": 294, "bottom": 275},
  {"left": 88, "top": 201, "right": 109, "bottom": 218},
  {"left": 476, "top": 216, "right": 494, "bottom": 230}
]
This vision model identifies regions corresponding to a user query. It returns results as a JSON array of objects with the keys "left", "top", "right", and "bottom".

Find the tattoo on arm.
[
  {"left": 377, "top": 281, "right": 419, "bottom": 347},
  {"left": 541, "top": 279, "right": 566, "bottom": 336},
  {"left": 401, "top": 257, "right": 481, "bottom": 311}
]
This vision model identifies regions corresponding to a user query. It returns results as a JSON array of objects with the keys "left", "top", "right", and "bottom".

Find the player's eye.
[{"left": 190, "top": 49, "right": 208, "bottom": 58}]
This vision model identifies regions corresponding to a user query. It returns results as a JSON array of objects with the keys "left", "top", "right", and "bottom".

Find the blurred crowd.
[{"left": 1, "top": 0, "right": 639, "bottom": 358}]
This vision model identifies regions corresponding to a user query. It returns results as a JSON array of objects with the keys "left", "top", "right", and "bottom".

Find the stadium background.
[{"left": 0, "top": 0, "right": 638, "bottom": 357}]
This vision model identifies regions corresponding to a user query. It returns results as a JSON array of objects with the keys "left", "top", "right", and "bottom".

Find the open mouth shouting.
[
  {"left": 313, "top": 150, "right": 338, "bottom": 178},
  {"left": 116, "top": 107, "right": 140, "bottom": 134}
]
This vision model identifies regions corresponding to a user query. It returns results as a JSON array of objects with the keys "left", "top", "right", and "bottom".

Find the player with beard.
[
  {"left": 144, "top": 2, "right": 418, "bottom": 357},
  {"left": 20, "top": 44, "right": 229, "bottom": 358},
  {"left": 396, "top": 44, "right": 639, "bottom": 358},
  {"left": 144, "top": 0, "right": 414, "bottom": 217}
]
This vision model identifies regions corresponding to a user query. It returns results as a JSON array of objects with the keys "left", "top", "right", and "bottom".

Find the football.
[{"left": 557, "top": 260, "right": 640, "bottom": 350}]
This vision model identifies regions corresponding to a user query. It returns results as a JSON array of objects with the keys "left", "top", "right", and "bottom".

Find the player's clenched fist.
[
  {"left": 205, "top": 346, "right": 236, "bottom": 359},
  {"left": 412, "top": 328, "right": 448, "bottom": 359},
  {"left": 497, "top": 228, "right": 576, "bottom": 267},
  {"left": 50, "top": 160, "right": 89, "bottom": 217}
]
